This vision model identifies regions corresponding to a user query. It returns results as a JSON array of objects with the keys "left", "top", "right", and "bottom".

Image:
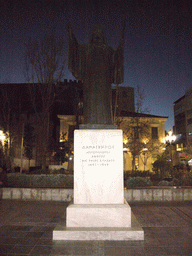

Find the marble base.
[
  {"left": 67, "top": 204, "right": 131, "bottom": 228},
  {"left": 53, "top": 212, "right": 144, "bottom": 241},
  {"left": 74, "top": 129, "right": 124, "bottom": 204}
]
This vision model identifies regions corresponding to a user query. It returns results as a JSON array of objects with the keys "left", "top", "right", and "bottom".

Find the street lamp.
[
  {"left": 143, "top": 147, "right": 148, "bottom": 171},
  {"left": 165, "top": 130, "right": 176, "bottom": 144},
  {"left": 165, "top": 130, "right": 176, "bottom": 164},
  {"left": 123, "top": 147, "right": 128, "bottom": 171}
]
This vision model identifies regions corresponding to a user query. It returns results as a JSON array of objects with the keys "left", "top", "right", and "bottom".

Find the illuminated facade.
[
  {"left": 58, "top": 107, "right": 167, "bottom": 172},
  {"left": 119, "top": 113, "right": 167, "bottom": 172}
]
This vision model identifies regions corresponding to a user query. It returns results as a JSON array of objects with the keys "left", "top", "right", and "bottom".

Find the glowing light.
[
  {"left": 142, "top": 139, "right": 148, "bottom": 145},
  {"left": 123, "top": 138, "right": 128, "bottom": 144},
  {"left": 165, "top": 130, "right": 176, "bottom": 143},
  {"left": 0, "top": 130, "right": 6, "bottom": 144}
]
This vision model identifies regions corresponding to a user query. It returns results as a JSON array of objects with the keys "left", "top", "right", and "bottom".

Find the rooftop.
[{"left": 120, "top": 111, "right": 168, "bottom": 119}]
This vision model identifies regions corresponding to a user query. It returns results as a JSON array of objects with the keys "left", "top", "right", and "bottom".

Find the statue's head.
[{"left": 90, "top": 24, "right": 107, "bottom": 44}]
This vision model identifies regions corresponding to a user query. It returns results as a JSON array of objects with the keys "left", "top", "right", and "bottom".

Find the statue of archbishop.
[{"left": 67, "top": 23, "right": 124, "bottom": 125}]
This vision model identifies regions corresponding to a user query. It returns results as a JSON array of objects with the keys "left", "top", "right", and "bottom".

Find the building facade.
[
  {"left": 58, "top": 84, "right": 167, "bottom": 172},
  {"left": 0, "top": 81, "right": 167, "bottom": 172},
  {"left": 58, "top": 113, "right": 167, "bottom": 172},
  {"left": 174, "top": 87, "right": 192, "bottom": 146}
]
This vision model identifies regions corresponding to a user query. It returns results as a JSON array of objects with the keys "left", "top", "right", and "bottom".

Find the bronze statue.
[{"left": 67, "top": 23, "right": 124, "bottom": 125}]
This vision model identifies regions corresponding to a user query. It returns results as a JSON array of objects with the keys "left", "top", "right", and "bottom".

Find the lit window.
[{"left": 176, "top": 143, "right": 183, "bottom": 151}]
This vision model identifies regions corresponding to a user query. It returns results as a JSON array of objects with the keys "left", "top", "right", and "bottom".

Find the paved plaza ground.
[{"left": 0, "top": 200, "right": 192, "bottom": 255}]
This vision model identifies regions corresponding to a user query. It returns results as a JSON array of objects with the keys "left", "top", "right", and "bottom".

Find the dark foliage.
[
  {"left": 152, "top": 159, "right": 173, "bottom": 179},
  {"left": 126, "top": 177, "right": 153, "bottom": 188},
  {"left": 7, "top": 173, "right": 73, "bottom": 188}
]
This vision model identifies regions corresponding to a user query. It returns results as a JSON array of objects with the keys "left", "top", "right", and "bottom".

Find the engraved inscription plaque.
[{"left": 74, "top": 129, "right": 124, "bottom": 204}]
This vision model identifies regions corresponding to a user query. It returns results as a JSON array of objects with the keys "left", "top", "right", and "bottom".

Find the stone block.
[
  {"left": 51, "top": 189, "right": 62, "bottom": 201},
  {"left": 183, "top": 188, "right": 192, "bottom": 201},
  {"left": 67, "top": 204, "right": 131, "bottom": 228},
  {"left": 53, "top": 212, "right": 144, "bottom": 241},
  {"left": 163, "top": 189, "right": 172, "bottom": 201},
  {"left": 142, "top": 189, "right": 152, "bottom": 201},
  {"left": 61, "top": 189, "right": 73, "bottom": 202},
  {"left": 132, "top": 189, "right": 141, "bottom": 201},
  {"left": 2, "top": 188, "right": 11, "bottom": 199},
  {"left": 31, "top": 189, "right": 41, "bottom": 200},
  {"left": 74, "top": 129, "right": 124, "bottom": 204},
  {"left": 152, "top": 189, "right": 163, "bottom": 201},
  {"left": 172, "top": 188, "right": 183, "bottom": 201},
  {"left": 41, "top": 189, "right": 52, "bottom": 201},
  {"left": 21, "top": 188, "right": 31, "bottom": 200},
  {"left": 12, "top": 188, "right": 22, "bottom": 199},
  {"left": 124, "top": 189, "right": 133, "bottom": 202}
]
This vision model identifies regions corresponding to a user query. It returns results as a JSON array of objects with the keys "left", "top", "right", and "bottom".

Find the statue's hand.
[{"left": 66, "top": 23, "right": 73, "bottom": 33}]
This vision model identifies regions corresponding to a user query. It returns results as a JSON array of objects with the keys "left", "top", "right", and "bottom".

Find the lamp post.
[
  {"left": 165, "top": 130, "right": 176, "bottom": 163},
  {"left": 165, "top": 130, "right": 176, "bottom": 144},
  {"left": 123, "top": 147, "right": 128, "bottom": 171},
  {"left": 123, "top": 139, "right": 128, "bottom": 171},
  {"left": 143, "top": 147, "right": 148, "bottom": 171}
]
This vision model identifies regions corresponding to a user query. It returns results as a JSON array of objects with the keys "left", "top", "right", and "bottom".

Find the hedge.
[{"left": 7, "top": 173, "right": 73, "bottom": 188}]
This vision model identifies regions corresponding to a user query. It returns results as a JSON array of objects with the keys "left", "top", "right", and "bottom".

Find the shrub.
[
  {"left": 131, "top": 170, "right": 151, "bottom": 177},
  {"left": 158, "top": 178, "right": 183, "bottom": 186},
  {"left": 124, "top": 171, "right": 132, "bottom": 181},
  {"left": 32, "top": 175, "right": 47, "bottom": 187},
  {"left": 149, "top": 173, "right": 161, "bottom": 184},
  {"left": 158, "top": 180, "right": 171, "bottom": 186},
  {"left": 49, "top": 168, "right": 68, "bottom": 175},
  {"left": 7, "top": 173, "right": 73, "bottom": 188},
  {"left": 126, "top": 177, "right": 153, "bottom": 188},
  {"left": 152, "top": 159, "right": 173, "bottom": 179},
  {"left": 181, "top": 173, "right": 192, "bottom": 186},
  {"left": 172, "top": 165, "right": 189, "bottom": 179},
  {"left": 170, "top": 178, "right": 181, "bottom": 186},
  {"left": 124, "top": 170, "right": 154, "bottom": 182},
  {"left": 8, "top": 174, "right": 31, "bottom": 187}
]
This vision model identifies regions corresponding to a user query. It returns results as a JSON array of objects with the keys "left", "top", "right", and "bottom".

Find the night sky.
[{"left": 1, "top": 0, "right": 192, "bottom": 131}]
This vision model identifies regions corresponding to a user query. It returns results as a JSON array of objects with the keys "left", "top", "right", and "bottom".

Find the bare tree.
[
  {"left": 140, "top": 139, "right": 165, "bottom": 171},
  {"left": 119, "top": 86, "right": 150, "bottom": 171},
  {"left": 24, "top": 34, "right": 65, "bottom": 169},
  {"left": 120, "top": 86, "right": 165, "bottom": 171},
  {"left": 121, "top": 115, "right": 150, "bottom": 171}
]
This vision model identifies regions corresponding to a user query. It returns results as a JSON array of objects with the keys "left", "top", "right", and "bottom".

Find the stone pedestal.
[
  {"left": 74, "top": 129, "right": 124, "bottom": 204},
  {"left": 66, "top": 204, "right": 131, "bottom": 228},
  {"left": 53, "top": 211, "right": 144, "bottom": 241},
  {"left": 53, "top": 129, "right": 144, "bottom": 241}
]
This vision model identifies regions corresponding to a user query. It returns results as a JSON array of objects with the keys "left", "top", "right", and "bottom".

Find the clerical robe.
[{"left": 68, "top": 27, "right": 124, "bottom": 125}]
